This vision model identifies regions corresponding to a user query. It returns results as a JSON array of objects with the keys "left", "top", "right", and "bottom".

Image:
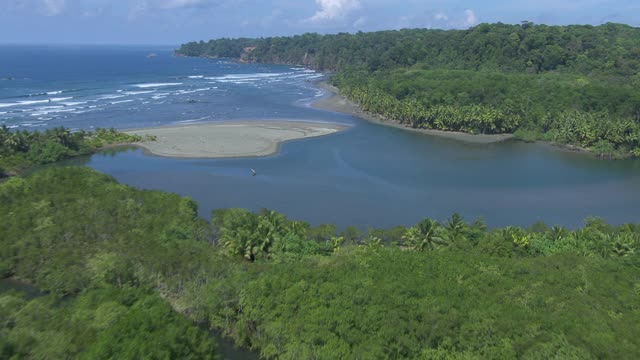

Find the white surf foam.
[
  {"left": 206, "top": 72, "right": 290, "bottom": 81},
  {"left": 133, "top": 82, "right": 182, "bottom": 88},
  {"left": 71, "top": 108, "right": 99, "bottom": 114},
  {"left": 10, "top": 97, "right": 71, "bottom": 107},
  {"left": 61, "top": 101, "right": 87, "bottom": 106},
  {"left": 188, "top": 75, "right": 204, "bottom": 79},
  {"left": 177, "top": 87, "right": 211, "bottom": 94},
  {"left": 49, "top": 97, "right": 73, "bottom": 102},
  {"left": 35, "top": 105, "right": 64, "bottom": 110},
  {"left": 125, "top": 90, "right": 156, "bottom": 95},
  {"left": 152, "top": 92, "right": 169, "bottom": 100},
  {"left": 17, "top": 100, "right": 50, "bottom": 106},
  {"left": 30, "top": 108, "right": 77, "bottom": 116},
  {"left": 110, "top": 99, "right": 134, "bottom": 105},
  {"left": 99, "top": 94, "right": 126, "bottom": 100}
]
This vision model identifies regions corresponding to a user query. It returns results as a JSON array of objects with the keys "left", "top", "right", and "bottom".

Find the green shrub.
[
  {"left": 513, "top": 128, "right": 542, "bottom": 143},
  {"left": 27, "top": 141, "right": 72, "bottom": 164}
]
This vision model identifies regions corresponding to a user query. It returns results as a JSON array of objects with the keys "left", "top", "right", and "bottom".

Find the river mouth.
[
  {"left": 5, "top": 45, "right": 639, "bottom": 229},
  {"left": 82, "top": 117, "right": 640, "bottom": 230}
]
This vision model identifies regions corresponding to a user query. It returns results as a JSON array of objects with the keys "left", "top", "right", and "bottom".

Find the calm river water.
[{"left": 3, "top": 45, "right": 639, "bottom": 229}]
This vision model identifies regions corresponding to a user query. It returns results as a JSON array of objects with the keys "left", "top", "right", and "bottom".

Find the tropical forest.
[
  {"left": 179, "top": 23, "right": 640, "bottom": 158},
  {"left": 1, "top": 20, "right": 640, "bottom": 360}
]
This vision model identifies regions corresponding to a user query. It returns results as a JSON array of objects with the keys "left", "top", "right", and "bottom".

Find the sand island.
[{"left": 125, "top": 120, "right": 347, "bottom": 158}]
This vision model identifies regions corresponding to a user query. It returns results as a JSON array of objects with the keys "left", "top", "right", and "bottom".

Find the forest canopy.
[
  {"left": 178, "top": 23, "right": 640, "bottom": 158},
  {"left": 1, "top": 166, "right": 639, "bottom": 358}
]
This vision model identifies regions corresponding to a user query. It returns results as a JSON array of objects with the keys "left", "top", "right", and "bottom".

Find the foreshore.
[
  {"left": 125, "top": 120, "right": 347, "bottom": 159},
  {"left": 311, "top": 81, "right": 514, "bottom": 144}
]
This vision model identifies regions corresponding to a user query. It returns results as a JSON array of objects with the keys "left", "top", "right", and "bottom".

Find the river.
[{"left": 3, "top": 45, "right": 640, "bottom": 229}]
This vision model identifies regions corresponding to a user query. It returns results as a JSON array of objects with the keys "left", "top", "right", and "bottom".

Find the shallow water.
[
  {"left": 4, "top": 45, "right": 640, "bottom": 229},
  {"left": 86, "top": 125, "right": 640, "bottom": 229}
]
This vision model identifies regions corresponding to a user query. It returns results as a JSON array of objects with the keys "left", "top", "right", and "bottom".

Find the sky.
[{"left": 1, "top": 0, "right": 639, "bottom": 45}]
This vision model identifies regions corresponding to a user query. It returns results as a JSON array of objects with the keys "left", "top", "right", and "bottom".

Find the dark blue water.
[
  {"left": 3, "top": 46, "right": 640, "bottom": 229},
  {"left": 0, "top": 45, "right": 327, "bottom": 129}
]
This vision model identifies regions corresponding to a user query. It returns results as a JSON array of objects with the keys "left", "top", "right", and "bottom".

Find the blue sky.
[{"left": 1, "top": 0, "right": 639, "bottom": 45}]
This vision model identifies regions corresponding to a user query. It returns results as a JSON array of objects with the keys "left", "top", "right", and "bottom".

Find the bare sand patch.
[{"left": 126, "top": 120, "right": 347, "bottom": 158}]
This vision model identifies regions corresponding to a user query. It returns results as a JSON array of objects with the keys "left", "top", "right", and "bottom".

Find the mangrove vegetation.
[
  {"left": 2, "top": 166, "right": 639, "bottom": 358},
  {"left": 0, "top": 126, "right": 151, "bottom": 177}
]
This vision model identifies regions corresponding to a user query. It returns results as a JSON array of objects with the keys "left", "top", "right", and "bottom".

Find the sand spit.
[{"left": 126, "top": 120, "right": 347, "bottom": 158}]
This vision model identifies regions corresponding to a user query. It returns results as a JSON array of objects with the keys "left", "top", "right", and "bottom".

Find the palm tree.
[
  {"left": 255, "top": 209, "right": 287, "bottom": 256},
  {"left": 288, "top": 221, "right": 308, "bottom": 238},
  {"left": 331, "top": 236, "right": 344, "bottom": 253},
  {"left": 4, "top": 133, "right": 26, "bottom": 153},
  {"left": 48, "top": 127, "right": 72, "bottom": 147},
  {"left": 445, "top": 212, "right": 467, "bottom": 242},
  {"left": 363, "top": 236, "right": 382, "bottom": 250},
  {"left": 403, "top": 218, "right": 447, "bottom": 252},
  {"left": 548, "top": 225, "right": 568, "bottom": 242},
  {"left": 611, "top": 234, "right": 637, "bottom": 257}
]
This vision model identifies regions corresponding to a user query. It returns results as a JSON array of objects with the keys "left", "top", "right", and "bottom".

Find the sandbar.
[
  {"left": 312, "top": 81, "right": 513, "bottom": 144},
  {"left": 126, "top": 120, "right": 347, "bottom": 158}
]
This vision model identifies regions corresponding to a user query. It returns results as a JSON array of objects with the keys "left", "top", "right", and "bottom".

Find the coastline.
[
  {"left": 310, "top": 81, "right": 607, "bottom": 157},
  {"left": 124, "top": 120, "right": 347, "bottom": 159},
  {"left": 311, "top": 81, "right": 514, "bottom": 144}
]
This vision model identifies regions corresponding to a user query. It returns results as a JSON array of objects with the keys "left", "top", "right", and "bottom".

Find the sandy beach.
[
  {"left": 125, "top": 120, "right": 347, "bottom": 158},
  {"left": 312, "top": 81, "right": 514, "bottom": 144}
]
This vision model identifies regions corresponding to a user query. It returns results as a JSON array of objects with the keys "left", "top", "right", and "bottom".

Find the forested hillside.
[
  {"left": 178, "top": 23, "right": 640, "bottom": 158},
  {"left": 2, "top": 167, "right": 639, "bottom": 358}
]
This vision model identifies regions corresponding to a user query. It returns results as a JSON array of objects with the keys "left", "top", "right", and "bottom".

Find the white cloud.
[
  {"left": 434, "top": 12, "right": 448, "bottom": 21},
  {"left": 309, "top": 0, "right": 360, "bottom": 23},
  {"left": 353, "top": 16, "right": 366, "bottom": 28},
  {"left": 42, "top": 0, "right": 66, "bottom": 16},
  {"left": 463, "top": 9, "right": 478, "bottom": 26}
]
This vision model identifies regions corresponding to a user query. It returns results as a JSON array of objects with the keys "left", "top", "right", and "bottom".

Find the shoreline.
[
  {"left": 311, "top": 81, "right": 514, "bottom": 144},
  {"left": 124, "top": 120, "right": 348, "bottom": 159},
  {"left": 310, "top": 81, "right": 609, "bottom": 157}
]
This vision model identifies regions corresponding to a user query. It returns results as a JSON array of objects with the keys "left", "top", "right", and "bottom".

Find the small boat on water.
[{"left": 250, "top": 168, "right": 257, "bottom": 176}]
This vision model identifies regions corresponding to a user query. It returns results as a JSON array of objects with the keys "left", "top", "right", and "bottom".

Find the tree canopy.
[
  {"left": 178, "top": 23, "right": 640, "bottom": 158},
  {"left": 2, "top": 167, "right": 639, "bottom": 358}
]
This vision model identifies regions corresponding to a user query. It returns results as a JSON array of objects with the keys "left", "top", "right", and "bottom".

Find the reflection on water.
[
  {"left": 6, "top": 46, "right": 638, "bottom": 229},
  {"left": 86, "top": 117, "right": 640, "bottom": 230}
]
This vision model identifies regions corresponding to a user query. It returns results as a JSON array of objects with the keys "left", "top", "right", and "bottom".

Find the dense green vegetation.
[
  {"left": 2, "top": 167, "right": 639, "bottom": 358},
  {"left": 178, "top": 22, "right": 640, "bottom": 158},
  {"left": 0, "top": 287, "right": 218, "bottom": 359},
  {"left": 0, "top": 126, "right": 151, "bottom": 177}
]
